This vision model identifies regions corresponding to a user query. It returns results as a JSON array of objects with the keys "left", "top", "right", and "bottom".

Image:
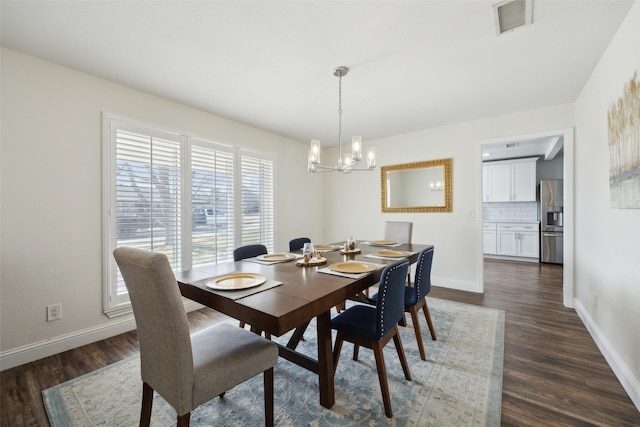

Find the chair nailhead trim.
[{"left": 378, "top": 261, "right": 408, "bottom": 336}]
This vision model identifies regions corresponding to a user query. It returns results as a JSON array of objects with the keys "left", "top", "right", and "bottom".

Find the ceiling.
[
  {"left": 481, "top": 135, "right": 563, "bottom": 161},
  {"left": 1, "top": 1, "right": 633, "bottom": 152}
]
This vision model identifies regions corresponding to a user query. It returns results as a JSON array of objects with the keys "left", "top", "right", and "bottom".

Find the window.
[{"left": 103, "top": 114, "right": 275, "bottom": 317}]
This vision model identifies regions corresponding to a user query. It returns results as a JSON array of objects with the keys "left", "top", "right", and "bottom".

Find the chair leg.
[
  {"left": 239, "top": 320, "right": 246, "bottom": 329},
  {"left": 422, "top": 301, "right": 437, "bottom": 340},
  {"left": 249, "top": 324, "right": 272, "bottom": 340},
  {"left": 352, "top": 344, "right": 360, "bottom": 361},
  {"left": 398, "top": 313, "right": 407, "bottom": 327},
  {"left": 177, "top": 412, "right": 190, "bottom": 427},
  {"left": 332, "top": 333, "right": 344, "bottom": 377},
  {"left": 392, "top": 326, "right": 412, "bottom": 381},
  {"left": 264, "top": 368, "right": 274, "bottom": 427},
  {"left": 409, "top": 306, "right": 427, "bottom": 361},
  {"left": 372, "top": 342, "right": 393, "bottom": 418},
  {"left": 140, "top": 382, "right": 154, "bottom": 427}
]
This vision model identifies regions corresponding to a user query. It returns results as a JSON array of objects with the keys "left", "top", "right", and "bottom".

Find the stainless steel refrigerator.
[{"left": 539, "top": 179, "right": 563, "bottom": 264}]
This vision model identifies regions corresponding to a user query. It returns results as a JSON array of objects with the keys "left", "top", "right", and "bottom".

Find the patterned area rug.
[{"left": 43, "top": 298, "right": 504, "bottom": 426}]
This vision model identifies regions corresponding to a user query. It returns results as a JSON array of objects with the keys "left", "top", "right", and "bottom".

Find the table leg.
[
  {"left": 316, "top": 311, "right": 335, "bottom": 408},
  {"left": 286, "top": 320, "right": 311, "bottom": 350}
]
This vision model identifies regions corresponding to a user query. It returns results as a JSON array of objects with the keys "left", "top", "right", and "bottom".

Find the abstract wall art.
[{"left": 608, "top": 69, "right": 640, "bottom": 208}]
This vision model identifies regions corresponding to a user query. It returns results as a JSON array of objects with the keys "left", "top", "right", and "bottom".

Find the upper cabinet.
[{"left": 483, "top": 157, "right": 537, "bottom": 202}]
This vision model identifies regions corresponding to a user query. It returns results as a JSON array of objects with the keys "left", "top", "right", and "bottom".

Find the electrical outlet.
[
  {"left": 47, "top": 304, "right": 62, "bottom": 321},
  {"left": 593, "top": 293, "right": 598, "bottom": 311},
  {"left": 467, "top": 209, "right": 475, "bottom": 219}
]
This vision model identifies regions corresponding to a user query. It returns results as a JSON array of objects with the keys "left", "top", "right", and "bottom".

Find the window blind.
[
  {"left": 240, "top": 152, "right": 275, "bottom": 252},
  {"left": 191, "top": 140, "right": 235, "bottom": 266},
  {"left": 103, "top": 114, "right": 276, "bottom": 316},
  {"left": 113, "top": 126, "right": 181, "bottom": 301}
]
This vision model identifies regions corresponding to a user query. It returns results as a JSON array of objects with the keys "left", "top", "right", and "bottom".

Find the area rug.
[{"left": 43, "top": 298, "right": 504, "bottom": 426}]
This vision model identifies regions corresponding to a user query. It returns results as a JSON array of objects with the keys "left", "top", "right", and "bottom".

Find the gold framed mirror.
[{"left": 381, "top": 158, "right": 452, "bottom": 213}]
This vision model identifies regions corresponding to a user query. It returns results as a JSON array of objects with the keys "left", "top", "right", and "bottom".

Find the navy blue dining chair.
[
  {"left": 331, "top": 259, "right": 411, "bottom": 418},
  {"left": 233, "top": 244, "right": 268, "bottom": 262},
  {"left": 372, "top": 247, "right": 436, "bottom": 361},
  {"left": 233, "top": 244, "right": 269, "bottom": 337},
  {"left": 288, "top": 237, "right": 311, "bottom": 252}
]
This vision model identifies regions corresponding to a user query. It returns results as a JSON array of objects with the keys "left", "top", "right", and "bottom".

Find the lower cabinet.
[
  {"left": 483, "top": 223, "right": 497, "bottom": 255},
  {"left": 496, "top": 223, "right": 539, "bottom": 259}
]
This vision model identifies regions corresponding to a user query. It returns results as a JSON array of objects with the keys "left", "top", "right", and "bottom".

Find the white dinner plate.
[{"left": 205, "top": 273, "right": 267, "bottom": 290}]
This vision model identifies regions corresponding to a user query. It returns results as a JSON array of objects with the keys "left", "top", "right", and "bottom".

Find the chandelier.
[{"left": 307, "top": 66, "right": 376, "bottom": 174}]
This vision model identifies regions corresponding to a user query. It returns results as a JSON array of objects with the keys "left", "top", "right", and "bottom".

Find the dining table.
[{"left": 175, "top": 241, "right": 433, "bottom": 409}]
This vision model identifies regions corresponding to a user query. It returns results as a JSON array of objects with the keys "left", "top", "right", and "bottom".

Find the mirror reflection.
[{"left": 381, "top": 158, "right": 452, "bottom": 213}]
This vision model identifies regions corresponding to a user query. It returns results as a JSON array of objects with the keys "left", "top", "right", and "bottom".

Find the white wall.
[
  {"left": 573, "top": 1, "right": 640, "bottom": 408},
  {"left": 322, "top": 105, "right": 574, "bottom": 292},
  {"left": 0, "top": 48, "right": 324, "bottom": 366}
]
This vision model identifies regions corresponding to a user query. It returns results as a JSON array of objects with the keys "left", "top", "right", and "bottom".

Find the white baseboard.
[
  {"left": 432, "top": 276, "right": 481, "bottom": 293},
  {"left": 0, "top": 301, "right": 204, "bottom": 371},
  {"left": 483, "top": 254, "right": 539, "bottom": 263},
  {"left": 574, "top": 299, "right": 640, "bottom": 412}
]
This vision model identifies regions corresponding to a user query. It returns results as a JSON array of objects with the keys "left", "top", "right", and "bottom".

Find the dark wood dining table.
[{"left": 175, "top": 241, "right": 432, "bottom": 409}]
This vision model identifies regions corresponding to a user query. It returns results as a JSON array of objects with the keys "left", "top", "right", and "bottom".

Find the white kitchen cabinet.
[
  {"left": 483, "top": 223, "right": 497, "bottom": 255},
  {"left": 518, "top": 231, "right": 539, "bottom": 258},
  {"left": 496, "top": 223, "right": 539, "bottom": 259},
  {"left": 483, "top": 157, "right": 537, "bottom": 202}
]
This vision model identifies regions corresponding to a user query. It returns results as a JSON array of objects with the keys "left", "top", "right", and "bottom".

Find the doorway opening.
[{"left": 477, "top": 128, "right": 574, "bottom": 308}]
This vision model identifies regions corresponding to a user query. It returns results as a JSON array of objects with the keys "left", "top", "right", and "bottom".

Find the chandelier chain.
[{"left": 338, "top": 73, "right": 343, "bottom": 157}]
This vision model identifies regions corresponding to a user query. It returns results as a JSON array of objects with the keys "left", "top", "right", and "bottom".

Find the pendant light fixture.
[{"left": 307, "top": 66, "right": 376, "bottom": 174}]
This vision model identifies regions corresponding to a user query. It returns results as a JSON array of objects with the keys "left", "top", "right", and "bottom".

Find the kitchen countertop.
[{"left": 483, "top": 220, "right": 540, "bottom": 224}]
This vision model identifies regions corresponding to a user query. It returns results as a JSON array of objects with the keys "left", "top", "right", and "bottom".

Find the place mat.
[
  {"left": 362, "top": 240, "right": 403, "bottom": 247},
  {"left": 242, "top": 253, "right": 303, "bottom": 265},
  {"left": 318, "top": 261, "right": 385, "bottom": 279},
  {"left": 190, "top": 276, "right": 283, "bottom": 300}
]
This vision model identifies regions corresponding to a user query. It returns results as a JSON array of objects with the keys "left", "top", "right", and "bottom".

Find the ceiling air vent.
[{"left": 493, "top": 0, "right": 533, "bottom": 35}]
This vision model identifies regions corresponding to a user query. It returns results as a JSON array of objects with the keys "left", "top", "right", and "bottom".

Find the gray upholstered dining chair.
[
  {"left": 331, "top": 259, "right": 412, "bottom": 418},
  {"left": 384, "top": 221, "right": 413, "bottom": 244},
  {"left": 373, "top": 246, "right": 437, "bottom": 361},
  {"left": 288, "top": 237, "right": 311, "bottom": 252},
  {"left": 384, "top": 221, "right": 413, "bottom": 285},
  {"left": 113, "top": 247, "right": 278, "bottom": 427}
]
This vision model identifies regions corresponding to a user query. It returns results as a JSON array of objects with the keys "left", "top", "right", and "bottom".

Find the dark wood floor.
[
  {"left": 1, "top": 259, "right": 639, "bottom": 425},
  {"left": 430, "top": 259, "right": 639, "bottom": 426}
]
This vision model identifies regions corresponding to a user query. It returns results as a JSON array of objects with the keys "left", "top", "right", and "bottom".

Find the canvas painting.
[{"left": 608, "top": 70, "right": 640, "bottom": 208}]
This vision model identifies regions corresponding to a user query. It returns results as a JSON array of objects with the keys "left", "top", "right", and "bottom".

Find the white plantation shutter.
[
  {"left": 190, "top": 140, "right": 235, "bottom": 266},
  {"left": 239, "top": 151, "right": 275, "bottom": 251},
  {"left": 111, "top": 124, "right": 182, "bottom": 307},
  {"left": 103, "top": 114, "right": 276, "bottom": 316}
]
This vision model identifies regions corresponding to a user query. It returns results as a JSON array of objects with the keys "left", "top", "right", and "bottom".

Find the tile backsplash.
[{"left": 483, "top": 201, "right": 538, "bottom": 222}]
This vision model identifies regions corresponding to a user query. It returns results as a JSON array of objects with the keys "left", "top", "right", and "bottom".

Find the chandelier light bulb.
[
  {"left": 367, "top": 147, "right": 376, "bottom": 168},
  {"left": 310, "top": 139, "right": 321, "bottom": 164},
  {"left": 352, "top": 136, "right": 362, "bottom": 161}
]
